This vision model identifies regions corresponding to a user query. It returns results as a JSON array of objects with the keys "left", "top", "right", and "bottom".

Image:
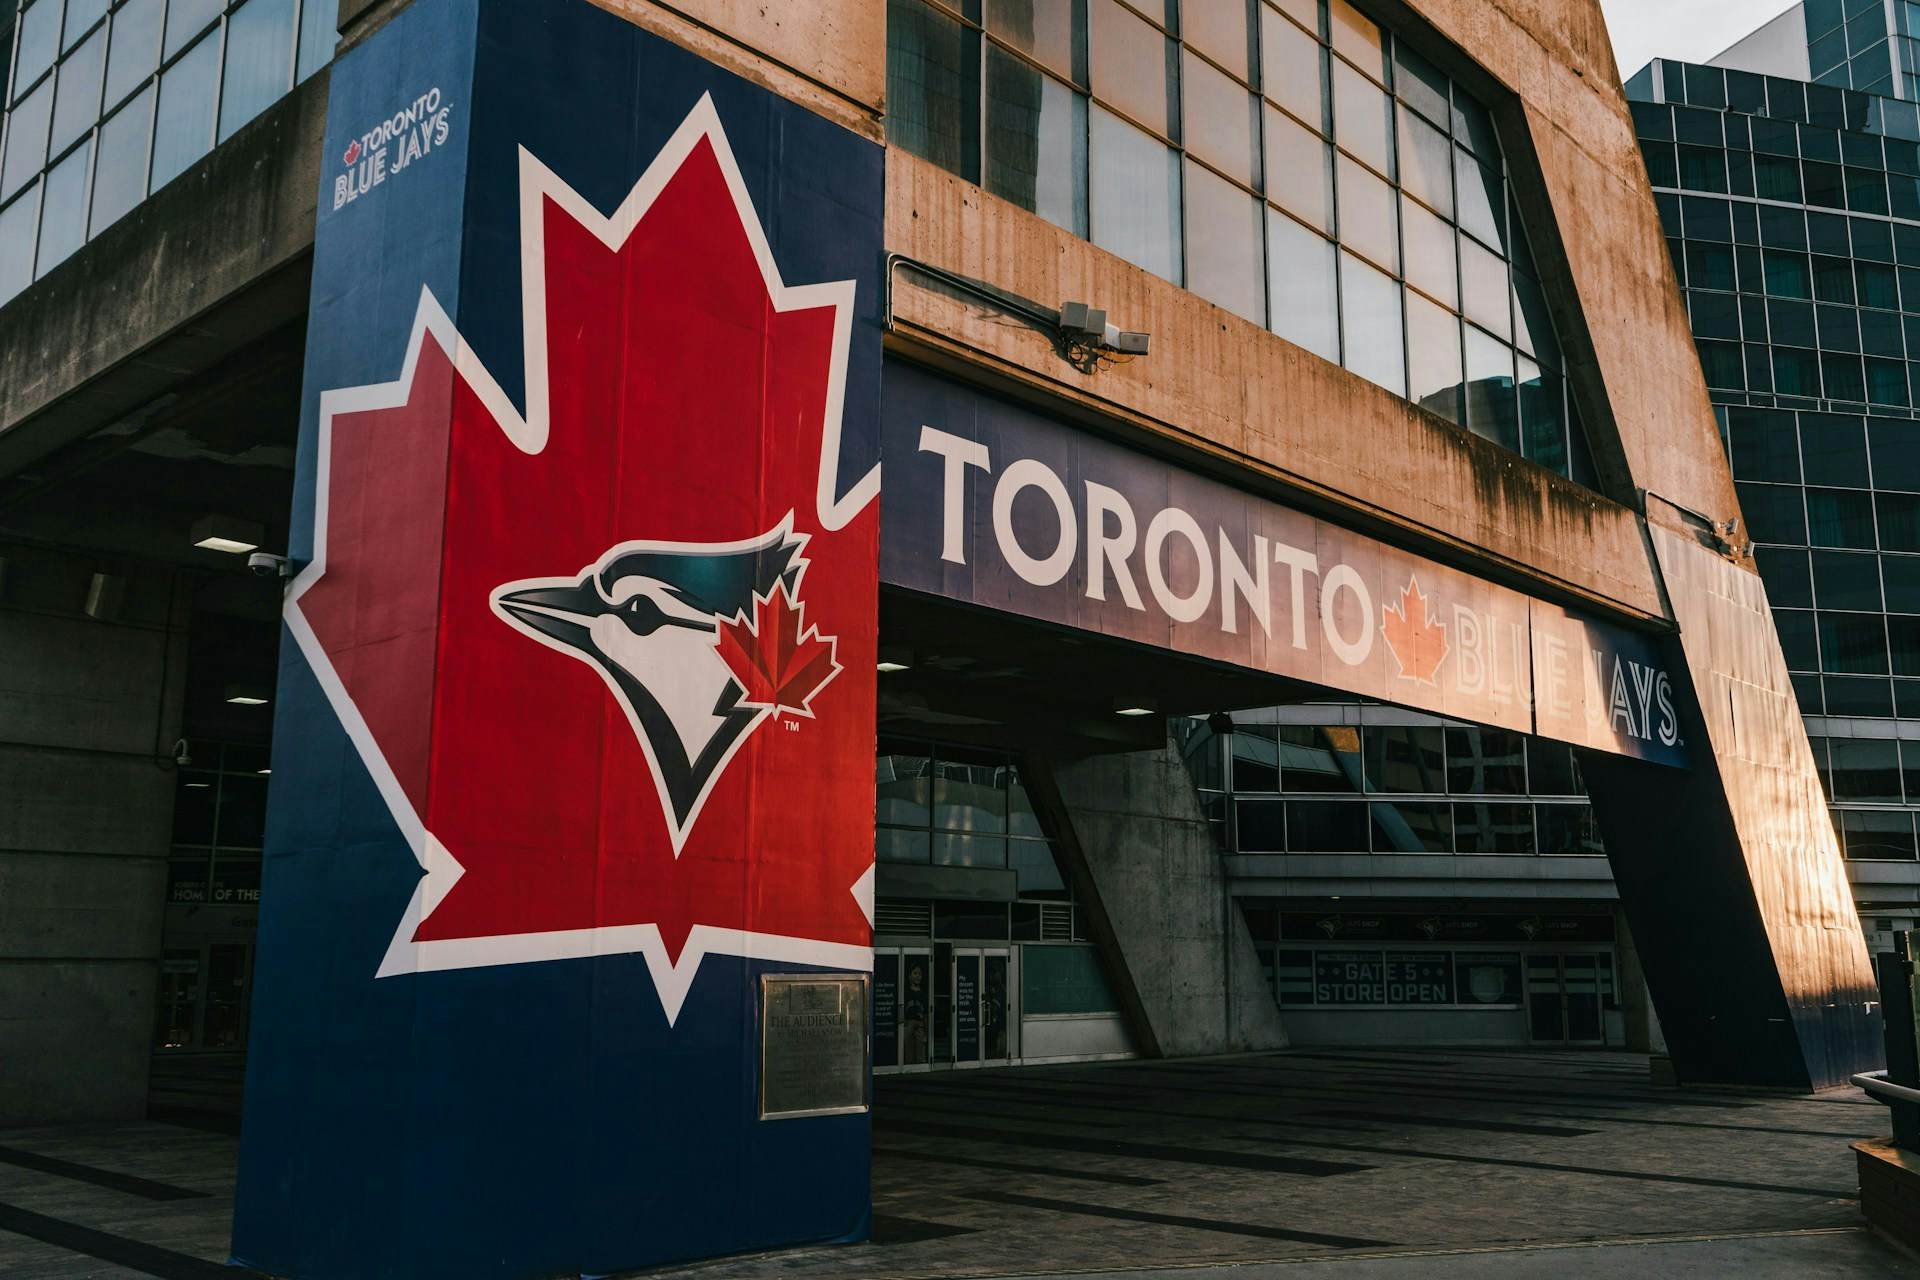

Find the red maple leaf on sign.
[
  {"left": 287, "top": 94, "right": 879, "bottom": 1022},
  {"left": 1382, "top": 576, "right": 1449, "bottom": 685},
  {"left": 718, "top": 584, "right": 841, "bottom": 719}
]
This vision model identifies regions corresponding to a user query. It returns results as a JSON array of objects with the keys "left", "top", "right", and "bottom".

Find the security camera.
[{"left": 247, "top": 552, "right": 292, "bottom": 579}]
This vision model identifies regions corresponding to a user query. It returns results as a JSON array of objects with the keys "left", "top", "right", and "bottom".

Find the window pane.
[
  {"left": 90, "top": 83, "right": 151, "bottom": 235},
  {"left": 1512, "top": 272, "right": 1559, "bottom": 367},
  {"left": 1327, "top": 0, "right": 1383, "bottom": 80},
  {"left": 297, "top": 0, "right": 340, "bottom": 82},
  {"left": 163, "top": 0, "right": 221, "bottom": 59},
  {"left": 34, "top": 135, "right": 89, "bottom": 277},
  {"left": 1260, "top": 4, "right": 1323, "bottom": 130},
  {"left": 886, "top": 0, "right": 979, "bottom": 180},
  {"left": 1519, "top": 358, "right": 1567, "bottom": 473},
  {"left": 105, "top": 0, "right": 164, "bottom": 107},
  {"left": 218, "top": 0, "right": 296, "bottom": 141},
  {"left": 149, "top": 31, "right": 218, "bottom": 192},
  {"left": 1807, "top": 487, "right": 1877, "bottom": 547},
  {"left": 1237, "top": 797, "right": 1284, "bottom": 849},
  {"left": 1332, "top": 57, "right": 1391, "bottom": 176},
  {"left": 1233, "top": 724, "right": 1280, "bottom": 790},
  {"left": 876, "top": 743, "right": 931, "bottom": 826},
  {"left": 1397, "top": 103, "right": 1450, "bottom": 215},
  {"left": 986, "top": 0, "right": 1081, "bottom": 82},
  {"left": 1185, "top": 159, "right": 1264, "bottom": 323},
  {"left": 1453, "top": 801, "right": 1534, "bottom": 852},
  {"left": 1536, "top": 803, "right": 1604, "bottom": 854},
  {"left": 1455, "top": 147, "right": 1504, "bottom": 248},
  {"left": 50, "top": 27, "right": 106, "bottom": 153},
  {"left": 1183, "top": 49, "right": 1257, "bottom": 185},
  {"left": 2, "top": 79, "right": 54, "bottom": 200},
  {"left": 1090, "top": 0, "right": 1176, "bottom": 138},
  {"left": 985, "top": 47, "right": 1089, "bottom": 236},
  {"left": 1831, "top": 737, "right": 1902, "bottom": 800},
  {"left": 1464, "top": 326, "right": 1518, "bottom": 451},
  {"left": 1370, "top": 800, "right": 1451, "bottom": 852},
  {"left": 1842, "top": 809, "right": 1916, "bottom": 859},
  {"left": 1267, "top": 208, "right": 1339, "bottom": 361},
  {"left": 1184, "top": 0, "right": 1251, "bottom": 80},
  {"left": 1401, "top": 195, "right": 1456, "bottom": 308},
  {"left": 1405, "top": 289, "right": 1463, "bottom": 425},
  {"left": 65, "top": 0, "right": 108, "bottom": 48},
  {"left": 1280, "top": 724, "right": 1362, "bottom": 791},
  {"left": 0, "top": 184, "right": 43, "bottom": 306},
  {"left": 1287, "top": 799, "right": 1368, "bottom": 850},
  {"left": 1264, "top": 103, "right": 1331, "bottom": 231},
  {"left": 1335, "top": 152, "right": 1397, "bottom": 272},
  {"left": 1460, "top": 235, "right": 1510, "bottom": 341},
  {"left": 1363, "top": 724, "right": 1446, "bottom": 793},
  {"left": 1446, "top": 726, "right": 1526, "bottom": 793},
  {"left": 14, "top": 0, "right": 63, "bottom": 95},
  {"left": 1090, "top": 105, "right": 1180, "bottom": 281},
  {"left": 1340, "top": 251, "right": 1405, "bottom": 395}
]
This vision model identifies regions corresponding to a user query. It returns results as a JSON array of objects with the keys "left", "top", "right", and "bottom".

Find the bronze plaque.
[{"left": 759, "top": 974, "right": 870, "bottom": 1120}]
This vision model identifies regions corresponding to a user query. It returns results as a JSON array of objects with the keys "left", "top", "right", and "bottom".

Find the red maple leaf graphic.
[
  {"left": 343, "top": 139, "right": 361, "bottom": 166},
  {"left": 289, "top": 97, "right": 878, "bottom": 1020},
  {"left": 1382, "top": 576, "right": 1449, "bottom": 685},
  {"left": 718, "top": 585, "right": 840, "bottom": 719}
]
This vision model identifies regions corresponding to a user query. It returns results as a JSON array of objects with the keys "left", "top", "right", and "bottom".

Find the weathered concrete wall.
[
  {"left": 1586, "top": 529, "right": 1879, "bottom": 1089},
  {"left": 1031, "top": 736, "right": 1288, "bottom": 1059},
  {"left": 0, "top": 74, "right": 325, "bottom": 478},
  {"left": 0, "top": 543, "right": 186, "bottom": 1124}
]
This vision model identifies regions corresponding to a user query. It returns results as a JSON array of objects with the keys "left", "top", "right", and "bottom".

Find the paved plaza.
[{"left": 0, "top": 1047, "right": 1912, "bottom": 1278}]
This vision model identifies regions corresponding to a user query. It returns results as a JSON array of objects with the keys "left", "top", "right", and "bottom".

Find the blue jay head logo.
[{"left": 490, "top": 517, "right": 833, "bottom": 851}]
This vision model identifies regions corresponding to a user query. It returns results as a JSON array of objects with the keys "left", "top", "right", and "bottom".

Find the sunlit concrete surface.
[{"left": 0, "top": 1047, "right": 1906, "bottom": 1278}]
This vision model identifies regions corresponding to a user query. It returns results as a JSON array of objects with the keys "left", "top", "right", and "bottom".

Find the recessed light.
[
  {"left": 225, "top": 682, "right": 271, "bottom": 706},
  {"left": 257, "top": 768, "right": 272, "bottom": 776},
  {"left": 184, "top": 781, "right": 212, "bottom": 789},
  {"left": 876, "top": 661, "right": 909, "bottom": 673},
  {"left": 877, "top": 646, "right": 912, "bottom": 673},
  {"left": 1114, "top": 706, "right": 1156, "bottom": 717},
  {"left": 191, "top": 514, "right": 265, "bottom": 555}
]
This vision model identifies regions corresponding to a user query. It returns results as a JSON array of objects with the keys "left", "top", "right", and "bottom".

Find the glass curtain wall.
[
  {"left": 1173, "top": 707, "right": 1605, "bottom": 858},
  {"left": 1632, "top": 57, "right": 1920, "bottom": 862},
  {"left": 884, "top": 0, "right": 1598, "bottom": 482},
  {"left": 0, "top": 0, "right": 335, "bottom": 305}
]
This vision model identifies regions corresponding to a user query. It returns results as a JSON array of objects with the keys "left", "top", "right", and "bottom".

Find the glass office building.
[{"left": 1627, "top": 54, "right": 1920, "bottom": 943}]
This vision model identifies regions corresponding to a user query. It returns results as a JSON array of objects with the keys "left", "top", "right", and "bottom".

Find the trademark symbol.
[{"left": 784, "top": 720, "right": 800, "bottom": 732}]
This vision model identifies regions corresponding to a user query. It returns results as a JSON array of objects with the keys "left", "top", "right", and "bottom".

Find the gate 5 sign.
[{"left": 880, "top": 363, "right": 1686, "bottom": 767}]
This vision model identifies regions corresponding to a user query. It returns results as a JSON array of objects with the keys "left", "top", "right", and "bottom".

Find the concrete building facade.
[{"left": 0, "top": 0, "right": 1884, "bottom": 1271}]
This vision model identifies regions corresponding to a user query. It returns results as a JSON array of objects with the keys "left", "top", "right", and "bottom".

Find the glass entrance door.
[
  {"left": 874, "top": 948, "right": 933, "bottom": 1073},
  {"left": 1526, "top": 952, "right": 1612, "bottom": 1045},
  {"left": 949, "top": 947, "right": 1015, "bottom": 1068}
]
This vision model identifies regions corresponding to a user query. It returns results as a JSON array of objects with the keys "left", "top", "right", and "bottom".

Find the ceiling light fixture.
[
  {"left": 191, "top": 514, "right": 265, "bottom": 554},
  {"left": 1113, "top": 698, "right": 1157, "bottom": 717},
  {"left": 876, "top": 645, "right": 913, "bottom": 674},
  {"left": 225, "top": 683, "right": 271, "bottom": 706}
]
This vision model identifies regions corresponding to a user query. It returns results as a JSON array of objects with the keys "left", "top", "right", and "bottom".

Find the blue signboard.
[
  {"left": 880, "top": 361, "right": 1688, "bottom": 767},
  {"left": 234, "top": 2, "right": 884, "bottom": 1276}
]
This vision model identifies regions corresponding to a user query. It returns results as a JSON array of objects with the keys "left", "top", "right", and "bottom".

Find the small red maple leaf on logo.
[
  {"left": 343, "top": 139, "right": 362, "bottom": 166},
  {"left": 1382, "top": 575, "right": 1449, "bottom": 685},
  {"left": 718, "top": 584, "right": 840, "bottom": 720}
]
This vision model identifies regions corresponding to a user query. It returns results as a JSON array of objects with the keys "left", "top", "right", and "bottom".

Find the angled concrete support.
[
  {"left": 1029, "top": 735, "right": 1289, "bottom": 1058},
  {"left": 1584, "top": 526, "right": 1879, "bottom": 1090}
]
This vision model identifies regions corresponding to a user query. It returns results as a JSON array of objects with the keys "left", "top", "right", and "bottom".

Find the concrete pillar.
[
  {"left": 0, "top": 543, "right": 185, "bottom": 1124},
  {"left": 1582, "top": 526, "right": 1879, "bottom": 1090},
  {"left": 1030, "top": 733, "right": 1288, "bottom": 1058}
]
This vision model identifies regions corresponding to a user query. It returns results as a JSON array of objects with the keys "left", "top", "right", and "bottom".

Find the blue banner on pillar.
[{"left": 234, "top": 1, "right": 884, "bottom": 1276}]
